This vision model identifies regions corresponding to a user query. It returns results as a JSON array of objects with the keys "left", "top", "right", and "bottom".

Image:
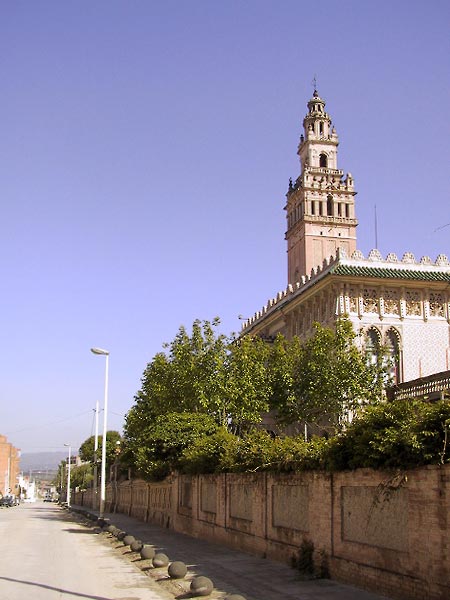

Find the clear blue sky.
[{"left": 1, "top": 1, "right": 449, "bottom": 454}]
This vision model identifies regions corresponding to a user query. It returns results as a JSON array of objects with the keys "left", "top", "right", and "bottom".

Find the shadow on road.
[
  {"left": 25, "top": 504, "right": 93, "bottom": 526},
  {"left": 63, "top": 527, "right": 99, "bottom": 534},
  {"left": 24, "top": 505, "right": 73, "bottom": 518}
]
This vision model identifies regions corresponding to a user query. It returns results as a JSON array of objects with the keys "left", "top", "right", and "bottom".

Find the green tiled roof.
[{"left": 330, "top": 264, "right": 450, "bottom": 281}]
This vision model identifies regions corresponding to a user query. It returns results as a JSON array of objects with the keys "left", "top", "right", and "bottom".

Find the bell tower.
[{"left": 285, "top": 90, "right": 357, "bottom": 284}]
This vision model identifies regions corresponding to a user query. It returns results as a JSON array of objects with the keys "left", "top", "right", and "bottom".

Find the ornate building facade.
[{"left": 242, "top": 91, "right": 450, "bottom": 384}]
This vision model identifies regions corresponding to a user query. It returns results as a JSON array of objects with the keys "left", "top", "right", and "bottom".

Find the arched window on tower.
[
  {"left": 319, "top": 153, "right": 328, "bottom": 168},
  {"left": 386, "top": 329, "right": 401, "bottom": 384},
  {"left": 327, "top": 194, "right": 333, "bottom": 216}
]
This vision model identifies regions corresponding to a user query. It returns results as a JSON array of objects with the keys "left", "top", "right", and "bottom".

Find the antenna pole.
[{"left": 374, "top": 204, "right": 378, "bottom": 249}]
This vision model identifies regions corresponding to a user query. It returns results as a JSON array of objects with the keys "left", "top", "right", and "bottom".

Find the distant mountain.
[{"left": 20, "top": 452, "right": 68, "bottom": 472}]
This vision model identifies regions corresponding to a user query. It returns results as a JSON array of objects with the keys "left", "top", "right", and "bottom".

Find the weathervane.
[{"left": 311, "top": 74, "right": 318, "bottom": 91}]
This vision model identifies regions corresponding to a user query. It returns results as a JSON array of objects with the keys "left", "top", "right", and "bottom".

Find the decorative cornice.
[{"left": 241, "top": 248, "right": 450, "bottom": 333}]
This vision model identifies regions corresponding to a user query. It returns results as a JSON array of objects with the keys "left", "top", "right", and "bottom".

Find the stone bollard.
[
  {"left": 123, "top": 535, "right": 136, "bottom": 547},
  {"left": 117, "top": 530, "right": 127, "bottom": 541},
  {"left": 190, "top": 576, "right": 214, "bottom": 597},
  {"left": 130, "top": 539, "right": 143, "bottom": 553},
  {"left": 152, "top": 553, "right": 169, "bottom": 568},
  {"left": 140, "top": 545, "right": 156, "bottom": 561},
  {"left": 168, "top": 561, "right": 187, "bottom": 579}
]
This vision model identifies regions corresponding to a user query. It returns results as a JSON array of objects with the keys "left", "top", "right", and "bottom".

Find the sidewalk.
[{"left": 71, "top": 505, "right": 392, "bottom": 600}]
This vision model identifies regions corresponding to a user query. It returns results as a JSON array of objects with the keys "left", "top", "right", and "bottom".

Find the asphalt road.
[{"left": 0, "top": 501, "right": 171, "bottom": 600}]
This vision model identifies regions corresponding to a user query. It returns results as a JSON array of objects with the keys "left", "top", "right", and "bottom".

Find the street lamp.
[
  {"left": 93, "top": 400, "right": 100, "bottom": 510},
  {"left": 90, "top": 347, "right": 109, "bottom": 518},
  {"left": 64, "top": 444, "right": 72, "bottom": 507}
]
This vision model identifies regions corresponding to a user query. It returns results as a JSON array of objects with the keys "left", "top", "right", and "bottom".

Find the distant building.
[
  {"left": 17, "top": 473, "right": 36, "bottom": 502},
  {"left": 0, "top": 434, "right": 20, "bottom": 497},
  {"left": 242, "top": 90, "right": 450, "bottom": 383}
]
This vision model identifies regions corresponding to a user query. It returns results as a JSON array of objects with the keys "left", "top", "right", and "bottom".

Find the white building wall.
[{"left": 402, "top": 321, "right": 450, "bottom": 381}]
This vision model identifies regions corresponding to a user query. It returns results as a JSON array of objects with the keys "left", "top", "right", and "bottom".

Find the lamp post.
[
  {"left": 90, "top": 347, "right": 109, "bottom": 518},
  {"left": 93, "top": 400, "right": 99, "bottom": 510},
  {"left": 64, "top": 444, "right": 72, "bottom": 507}
]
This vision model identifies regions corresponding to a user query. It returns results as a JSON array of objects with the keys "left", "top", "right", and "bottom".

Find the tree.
[
  {"left": 125, "top": 318, "right": 271, "bottom": 433},
  {"left": 53, "top": 460, "right": 67, "bottom": 492},
  {"left": 69, "top": 464, "right": 94, "bottom": 490},
  {"left": 129, "top": 412, "right": 218, "bottom": 480},
  {"left": 124, "top": 316, "right": 389, "bottom": 477},
  {"left": 129, "top": 319, "right": 228, "bottom": 420},
  {"left": 266, "top": 334, "right": 303, "bottom": 415},
  {"left": 224, "top": 334, "right": 271, "bottom": 431},
  {"left": 123, "top": 318, "right": 272, "bottom": 475},
  {"left": 78, "top": 430, "right": 122, "bottom": 471},
  {"left": 277, "top": 318, "right": 389, "bottom": 431}
]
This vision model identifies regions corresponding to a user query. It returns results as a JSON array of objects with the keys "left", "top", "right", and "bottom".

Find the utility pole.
[{"left": 93, "top": 400, "right": 99, "bottom": 510}]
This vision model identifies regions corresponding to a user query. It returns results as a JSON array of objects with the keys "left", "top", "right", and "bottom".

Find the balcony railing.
[{"left": 387, "top": 370, "right": 450, "bottom": 402}]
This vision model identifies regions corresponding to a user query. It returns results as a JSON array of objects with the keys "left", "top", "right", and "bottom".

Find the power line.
[
  {"left": 5, "top": 410, "right": 93, "bottom": 435},
  {"left": 110, "top": 411, "right": 125, "bottom": 418},
  {"left": 433, "top": 223, "right": 450, "bottom": 232}
]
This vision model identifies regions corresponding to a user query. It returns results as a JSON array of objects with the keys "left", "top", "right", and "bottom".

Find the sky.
[{"left": 1, "top": 1, "right": 449, "bottom": 455}]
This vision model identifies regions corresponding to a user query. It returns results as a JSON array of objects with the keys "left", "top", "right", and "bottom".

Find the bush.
[
  {"left": 326, "top": 399, "right": 450, "bottom": 470},
  {"left": 132, "top": 400, "right": 450, "bottom": 477},
  {"left": 180, "top": 428, "right": 240, "bottom": 474},
  {"left": 179, "top": 428, "right": 331, "bottom": 474},
  {"left": 132, "top": 412, "right": 219, "bottom": 480}
]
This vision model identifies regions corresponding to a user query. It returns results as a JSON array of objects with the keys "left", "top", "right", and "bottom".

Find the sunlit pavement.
[
  {"left": 0, "top": 502, "right": 171, "bottom": 600},
  {"left": 72, "top": 504, "right": 394, "bottom": 600}
]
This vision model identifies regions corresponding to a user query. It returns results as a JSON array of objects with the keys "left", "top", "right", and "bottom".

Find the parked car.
[{"left": 0, "top": 496, "right": 16, "bottom": 507}]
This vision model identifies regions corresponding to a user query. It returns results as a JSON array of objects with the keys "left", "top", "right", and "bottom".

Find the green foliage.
[
  {"left": 130, "top": 412, "right": 219, "bottom": 480},
  {"left": 124, "top": 318, "right": 273, "bottom": 474},
  {"left": 227, "top": 431, "right": 328, "bottom": 473},
  {"left": 121, "top": 319, "right": 426, "bottom": 478},
  {"left": 128, "top": 319, "right": 229, "bottom": 422},
  {"left": 78, "top": 430, "right": 122, "bottom": 470},
  {"left": 267, "top": 334, "right": 302, "bottom": 414},
  {"left": 225, "top": 430, "right": 279, "bottom": 472},
  {"left": 53, "top": 460, "right": 67, "bottom": 489},
  {"left": 179, "top": 399, "right": 450, "bottom": 475},
  {"left": 180, "top": 429, "right": 329, "bottom": 475},
  {"left": 179, "top": 428, "right": 240, "bottom": 474},
  {"left": 293, "top": 538, "right": 315, "bottom": 575},
  {"left": 225, "top": 334, "right": 271, "bottom": 431},
  {"left": 277, "top": 319, "right": 389, "bottom": 431},
  {"left": 326, "top": 399, "right": 450, "bottom": 470},
  {"left": 69, "top": 464, "right": 94, "bottom": 490},
  {"left": 125, "top": 319, "right": 271, "bottom": 435}
]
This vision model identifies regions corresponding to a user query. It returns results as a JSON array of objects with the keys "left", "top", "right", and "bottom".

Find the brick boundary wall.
[{"left": 74, "top": 465, "right": 450, "bottom": 600}]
